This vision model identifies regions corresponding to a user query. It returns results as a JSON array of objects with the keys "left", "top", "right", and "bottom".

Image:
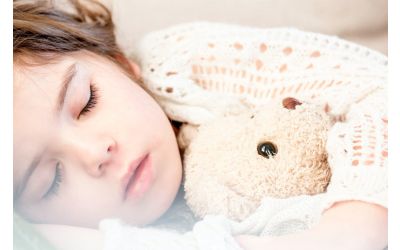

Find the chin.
[
  {"left": 123, "top": 184, "right": 181, "bottom": 226},
  {"left": 147, "top": 185, "right": 181, "bottom": 224}
]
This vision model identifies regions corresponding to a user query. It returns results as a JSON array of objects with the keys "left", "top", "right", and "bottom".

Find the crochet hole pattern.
[
  {"left": 259, "top": 43, "right": 267, "bottom": 53},
  {"left": 283, "top": 47, "right": 293, "bottom": 55}
]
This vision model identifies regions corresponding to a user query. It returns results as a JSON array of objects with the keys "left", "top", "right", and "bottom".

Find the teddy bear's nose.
[{"left": 257, "top": 142, "right": 278, "bottom": 159}]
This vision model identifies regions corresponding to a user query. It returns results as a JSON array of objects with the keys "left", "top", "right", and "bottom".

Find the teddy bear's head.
[{"left": 183, "top": 97, "right": 332, "bottom": 221}]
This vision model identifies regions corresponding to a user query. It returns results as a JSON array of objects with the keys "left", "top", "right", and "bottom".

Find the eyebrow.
[
  {"left": 57, "top": 63, "right": 78, "bottom": 112},
  {"left": 14, "top": 63, "right": 78, "bottom": 201}
]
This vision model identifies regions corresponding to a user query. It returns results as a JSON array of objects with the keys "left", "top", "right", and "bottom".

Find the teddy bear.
[{"left": 181, "top": 97, "right": 333, "bottom": 221}]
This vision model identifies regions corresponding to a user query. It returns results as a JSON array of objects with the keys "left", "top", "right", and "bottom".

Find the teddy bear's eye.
[{"left": 257, "top": 142, "right": 277, "bottom": 159}]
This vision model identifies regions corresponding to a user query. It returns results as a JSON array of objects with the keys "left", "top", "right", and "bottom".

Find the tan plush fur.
[{"left": 183, "top": 97, "right": 332, "bottom": 221}]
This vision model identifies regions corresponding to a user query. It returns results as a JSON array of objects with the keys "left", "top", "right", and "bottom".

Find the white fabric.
[{"left": 100, "top": 195, "right": 325, "bottom": 250}]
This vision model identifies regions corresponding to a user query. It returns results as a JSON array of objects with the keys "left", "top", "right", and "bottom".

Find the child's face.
[{"left": 13, "top": 52, "right": 182, "bottom": 227}]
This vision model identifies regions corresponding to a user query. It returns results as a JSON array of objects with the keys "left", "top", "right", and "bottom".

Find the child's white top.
[{"left": 100, "top": 22, "right": 387, "bottom": 249}]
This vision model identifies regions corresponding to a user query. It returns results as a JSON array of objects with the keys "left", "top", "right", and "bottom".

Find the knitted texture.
[
  {"left": 133, "top": 22, "right": 387, "bottom": 124},
  {"left": 132, "top": 22, "right": 387, "bottom": 212}
]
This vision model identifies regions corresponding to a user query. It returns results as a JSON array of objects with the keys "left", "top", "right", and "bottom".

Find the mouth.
[{"left": 122, "top": 153, "right": 153, "bottom": 201}]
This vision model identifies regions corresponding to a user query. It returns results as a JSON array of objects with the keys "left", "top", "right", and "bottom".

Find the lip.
[{"left": 122, "top": 153, "right": 153, "bottom": 201}]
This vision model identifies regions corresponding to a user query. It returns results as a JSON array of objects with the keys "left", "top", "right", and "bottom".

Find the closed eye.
[
  {"left": 78, "top": 84, "right": 98, "bottom": 118},
  {"left": 43, "top": 162, "right": 63, "bottom": 199}
]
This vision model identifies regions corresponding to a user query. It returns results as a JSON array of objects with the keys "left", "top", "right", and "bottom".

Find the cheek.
[
  {"left": 108, "top": 81, "right": 158, "bottom": 116},
  {"left": 35, "top": 175, "right": 120, "bottom": 226},
  {"left": 117, "top": 84, "right": 171, "bottom": 137},
  {"left": 62, "top": 171, "right": 121, "bottom": 208}
]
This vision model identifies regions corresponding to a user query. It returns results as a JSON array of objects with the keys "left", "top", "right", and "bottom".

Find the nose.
[{"left": 61, "top": 132, "right": 117, "bottom": 177}]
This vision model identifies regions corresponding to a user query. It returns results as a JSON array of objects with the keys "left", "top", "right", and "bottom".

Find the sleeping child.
[{"left": 13, "top": 0, "right": 387, "bottom": 249}]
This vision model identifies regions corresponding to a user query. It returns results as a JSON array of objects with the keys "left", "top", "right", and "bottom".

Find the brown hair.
[{"left": 13, "top": 0, "right": 133, "bottom": 75}]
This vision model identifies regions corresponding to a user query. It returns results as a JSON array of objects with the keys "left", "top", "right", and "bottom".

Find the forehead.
[
  {"left": 13, "top": 56, "right": 77, "bottom": 135},
  {"left": 13, "top": 52, "right": 101, "bottom": 119},
  {"left": 14, "top": 56, "right": 74, "bottom": 106}
]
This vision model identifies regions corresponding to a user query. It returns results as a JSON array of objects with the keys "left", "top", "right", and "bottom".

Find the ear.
[
  {"left": 127, "top": 60, "right": 141, "bottom": 81},
  {"left": 115, "top": 53, "right": 142, "bottom": 81}
]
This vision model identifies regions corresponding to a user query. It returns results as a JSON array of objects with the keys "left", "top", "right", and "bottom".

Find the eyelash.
[
  {"left": 43, "top": 163, "right": 63, "bottom": 199},
  {"left": 78, "top": 84, "right": 98, "bottom": 118}
]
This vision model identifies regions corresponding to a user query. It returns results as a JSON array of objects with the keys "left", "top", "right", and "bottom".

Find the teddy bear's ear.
[{"left": 282, "top": 97, "right": 302, "bottom": 110}]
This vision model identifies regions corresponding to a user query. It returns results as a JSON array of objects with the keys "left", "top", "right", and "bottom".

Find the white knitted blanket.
[{"left": 133, "top": 22, "right": 387, "bottom": 124}]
